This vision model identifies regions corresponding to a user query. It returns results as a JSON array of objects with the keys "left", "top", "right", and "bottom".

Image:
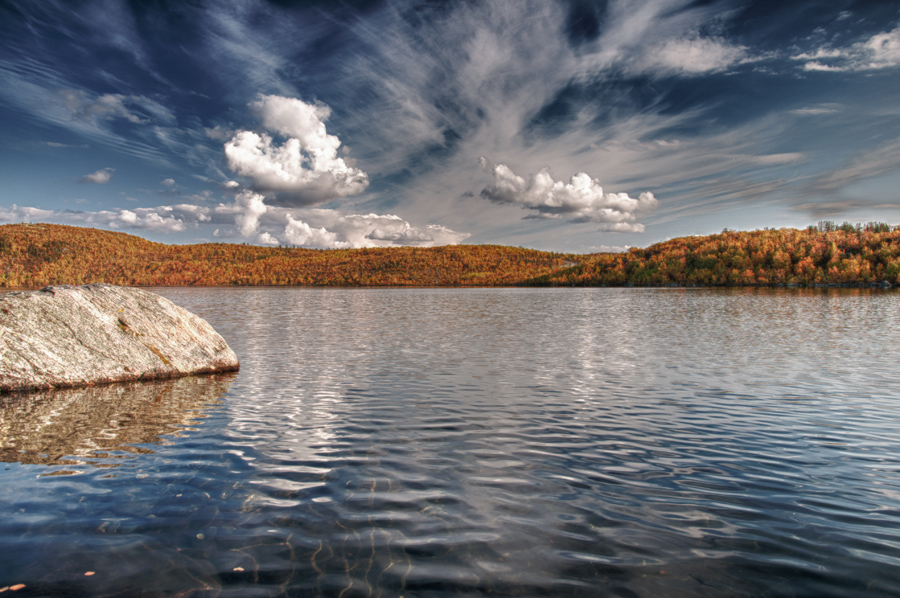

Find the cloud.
[
  {"left": 637, "top": 36, "right": 748, "bottom": 75},
  {"left": 279, "top": 211, "right": 470, "bottom": 249},
  {"left": 80, "top": 168, "right": 115, "bottom": 184},
  {"left": 0, "top": 59, "right": 184, "bottom": 164},
  {"left": 863, "top": 26, "right": 900, "bottom": 68},
  {"left": 204, "top": 125, "right": 233, "bottom": 141},
  {"left": 208, "top": 189, "right": 469, "bottom": 249},
  {"left": 57, "top": 90, "right": 145, "bottom": 124},
  {"left": 744, "top": 152, "right": 807, "bottom": 166},
  {"left": 479, "top": 160, "right": 658, "bottom": 231},
  {"left": 571, "top": 0, "right": 755, "bottom": 80},
  {"left": 789, "top": 106, "right": 840, "bottom": 116},
  {"left": 224, "top": 94, "right": 369, "bottom": 204},
  {"left": 789, "top": 201, "right": 900, "bottom": 219},
  {"left": 55, "top": 89, "right": 176, "bottom": 126},
  {"left": 297, "top": 0, "right": 781, "bottom": 247},
  {"left": 589, "top": 244, "right": 632, "bottom": 254},
  {"left": 283, "top": 215, "right": 347, "bottom": 248},
  {"left": 792, "top": 24, "right": 900, "bottom": 72},
  {"left": 0, "top": 205, "right": 56, "bottom": 222},
  {"left": 200, "top": 0, "right": 301, "bottom": 98},
  {"left": 258, "top": 232, "right": 280, "bottom": 246},
  {"left": 0, "top": 189, "right": 469, "bottom": 248},
  {"left": 799, "top": 136, "right": 900, "bottom": 198},
  {"left": 0, "top": 203, "right": 210, "bottom": 234},
  {"left": 234, "top": 190, "right": 267, "bottom": 237},
  {"left": 157, "top": 178, "right": 182, "bottom": 196},
  {"left": 114, "top": 209, "right": 186, "bottom": 232}
]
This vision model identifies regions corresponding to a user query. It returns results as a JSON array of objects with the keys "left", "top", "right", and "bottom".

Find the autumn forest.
[{"left": 2, "top": 222, "right": 899, "bottom": 289}]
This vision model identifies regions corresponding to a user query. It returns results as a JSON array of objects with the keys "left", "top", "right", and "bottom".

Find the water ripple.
[{"left": 2, "top": 288, "right": 900, "bottom": 596}]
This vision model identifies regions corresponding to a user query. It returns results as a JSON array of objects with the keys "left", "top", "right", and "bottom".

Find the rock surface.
[{"left": 0, "top": 284, "right": 239, "bottom": 392}]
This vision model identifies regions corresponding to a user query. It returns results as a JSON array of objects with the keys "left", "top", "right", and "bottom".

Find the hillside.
[
  {"left": 2, "top": 222, "right": 899, "bottom": 288},
  {"left": 531, "top": 222, "right": 900, "bottom": 287},
  {"left": 0, "top": 224, "right": 573, "bottom": 287}
]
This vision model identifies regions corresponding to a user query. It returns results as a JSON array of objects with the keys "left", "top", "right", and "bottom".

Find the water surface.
[{"left": 2, "top": 287, "right": 900, "bottom": 597}]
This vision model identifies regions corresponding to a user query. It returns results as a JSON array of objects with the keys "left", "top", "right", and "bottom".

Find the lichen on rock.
[{"left": 0, "top": 284, "right": 239, "bottom": 393}]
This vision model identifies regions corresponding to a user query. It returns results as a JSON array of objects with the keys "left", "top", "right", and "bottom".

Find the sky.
[{"left": 1, "top": 0, "right": 899, "bottom": 253}]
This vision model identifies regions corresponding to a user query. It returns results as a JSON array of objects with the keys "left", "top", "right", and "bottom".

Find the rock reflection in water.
[{"left": 0, "top": 373, "right": 235, "bottom": 468}]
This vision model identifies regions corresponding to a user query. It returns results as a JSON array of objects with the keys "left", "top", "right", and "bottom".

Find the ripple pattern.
[{"left": 2, "top": 287, "right": 900, "bottom": 597}]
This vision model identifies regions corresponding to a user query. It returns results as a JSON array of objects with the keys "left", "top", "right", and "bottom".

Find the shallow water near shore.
[{"left": 2, "top": 286, "right": 900, "bottom": 597}]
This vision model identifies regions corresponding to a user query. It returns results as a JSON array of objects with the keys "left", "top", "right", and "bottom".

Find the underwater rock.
[{"left": 0, "top": 284, "right": 239, "bottom": 392}]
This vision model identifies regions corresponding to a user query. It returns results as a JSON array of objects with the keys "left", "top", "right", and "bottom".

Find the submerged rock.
[{"left": 0, "top": 284, "right": 239, "bottom": 393}]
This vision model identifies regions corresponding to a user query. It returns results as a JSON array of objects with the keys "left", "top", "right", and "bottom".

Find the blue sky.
[{"left": 1, "top": 0, "right": 899, "bottom": 252}]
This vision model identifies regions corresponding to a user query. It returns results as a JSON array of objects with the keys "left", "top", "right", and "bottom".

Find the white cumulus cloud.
[
  {"left": 211, "top": 192, "right": 468, "bottom": 249},
  {"left": 479, "top": 160, "right": 658, "bottom": 232},
  {"left": 258, "top": 232, "right": 280, "bottom": 246},
  {"left": 115, "top": 209, "right": 186, "bottom": 232},
  {"left": 80, "top": 168, "right": 115, "bottom": 184},
  {"left": 0, "top": 203, "right": 209, "bottom": 234},
  {"left": 0, "top": 204, "right": 56, "bottom": 221},
  {"left": 224, "top": 94, "right": 369, "bottom": 204},
  {"left": 213, "top": 190, "right": 268, "bottom": 237},
  {"left": 235, "top": 191, "right": 267, "bottom": 237},
  {"left": 280, "top": 211, "right": 470, "bottom": 249},
  {"left": 284, "top": 215, "right": 348, "bottom": 249}
]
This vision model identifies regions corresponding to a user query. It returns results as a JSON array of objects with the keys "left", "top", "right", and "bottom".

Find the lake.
[{"left": 2, "top": 287, "right": 900, "bottom": 597}]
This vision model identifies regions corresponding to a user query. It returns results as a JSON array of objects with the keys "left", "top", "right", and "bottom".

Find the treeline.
[
  {"left": 2, "top": 222, "right": 899, "bottom": 289},
  {"left": 0, "top": 224, "right": 571, "bottom": 288},
  {"left": 531, "top": 222, "right": 900, "bottom": 287}
]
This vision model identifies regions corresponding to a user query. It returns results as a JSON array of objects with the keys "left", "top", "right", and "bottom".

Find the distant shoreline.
[{"left": 2, "top": 222, "right": 898, "bottom": 289}]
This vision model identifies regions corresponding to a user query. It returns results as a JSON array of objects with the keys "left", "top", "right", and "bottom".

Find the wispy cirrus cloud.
[
  {"left": 334, "top": 0, "right": 745, "bottom": 178},
  {"left": 798, "top": 136, "right": 900, "bottom": 199},
  {"left": 55, "top": 89, "right": 175, "bottom": 125},
  {"left": 0, "top": 59, "right": 180, "bottom": 163},
  {"left": 304, "top": 0, "right": 769, "bottom": 241},
  {"left": 198, "top": 0, "right": 303, "bottom": 99},
  {"left": 792, "top": 24, "right": 900, "bottom": 72},
  {"left": 789, "top": 105, "right": 840, "bottom": 116},
  {"left": 634, "top": 36, "right": 749, "bottom": 75},
  {"left": 789, "top": 201, "right": 900, "bottom": 219}
]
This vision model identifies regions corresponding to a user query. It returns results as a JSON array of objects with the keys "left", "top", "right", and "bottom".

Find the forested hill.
[
  {"left": 1, "top": 222, "right": 899, "bottom": 288},
  {"left": 532, "top": 222, "right": 900, "bottom": 287},
  {"left": 0, "top": 223, "right": 572, "bottom": 287}
]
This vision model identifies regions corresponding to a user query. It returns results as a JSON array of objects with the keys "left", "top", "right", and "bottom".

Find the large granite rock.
[{"left": 0, "top": 284, "right": 239, "bottom": 393}]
